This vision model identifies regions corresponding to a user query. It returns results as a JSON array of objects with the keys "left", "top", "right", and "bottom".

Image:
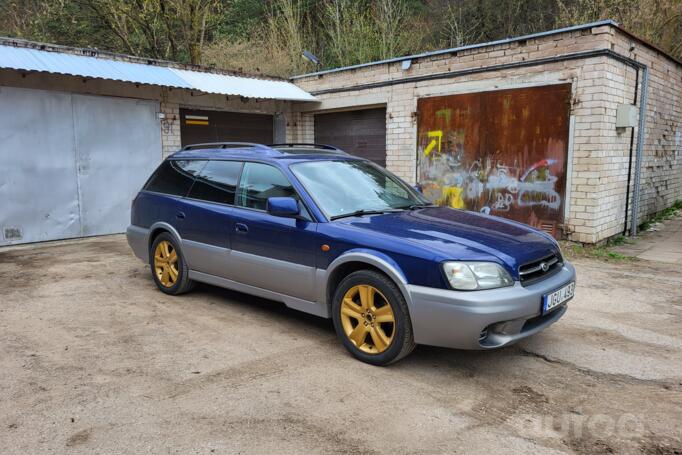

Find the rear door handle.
[
  {"left": 176, "top": 212, "right": 186, "bottom": 220},
  {"left": 235, "top": 222, "right": 248, "bottom": 233}
]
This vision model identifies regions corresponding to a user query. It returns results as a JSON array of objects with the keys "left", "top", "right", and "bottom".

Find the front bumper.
[{"left": 405, "top": 262, "right": 576, "bottom": 350}]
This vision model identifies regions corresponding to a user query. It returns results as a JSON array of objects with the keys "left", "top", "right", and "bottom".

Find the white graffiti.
[
  {"left": 492, "top": 193, "right": 515, "bottom": 211},
  {"left": 420, "top": 153, "right": 563, "bottom": 212}
]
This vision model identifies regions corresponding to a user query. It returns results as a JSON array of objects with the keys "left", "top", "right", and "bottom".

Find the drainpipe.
[{"left": 630, "top": 65, "right": 649, "bottom": 237}]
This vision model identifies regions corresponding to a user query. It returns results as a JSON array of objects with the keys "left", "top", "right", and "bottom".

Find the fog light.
[{"left": 491, "top": 321, "right": 516, "bottom": 335}]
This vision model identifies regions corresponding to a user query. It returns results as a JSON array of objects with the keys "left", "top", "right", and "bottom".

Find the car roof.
[{"left": 168, "top": 142, "right": 360, "bottom": 163}]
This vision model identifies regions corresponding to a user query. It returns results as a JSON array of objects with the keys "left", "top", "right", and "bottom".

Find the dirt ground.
[{"left": 1, "top": 235, "right": 680, "bottom": 454}]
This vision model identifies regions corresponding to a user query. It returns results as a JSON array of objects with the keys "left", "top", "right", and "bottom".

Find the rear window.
[
  {"left": 188, "top": 160, "right": 242, "bottom": 205},
  {"left": 144, "top": 160, "right": 205, "bottom": 196}
]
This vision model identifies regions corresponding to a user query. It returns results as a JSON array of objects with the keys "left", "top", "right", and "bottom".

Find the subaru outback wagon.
[{"left": 127, "top": 142, "right": 575, "bottom": 365}]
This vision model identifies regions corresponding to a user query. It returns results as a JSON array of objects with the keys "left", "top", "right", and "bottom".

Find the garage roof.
[
  {"left": 292, "top": 20, "right": 681, "bottom": 79},
  {"left": 0, "top": 40, "right": 316, "bottom": 102}
]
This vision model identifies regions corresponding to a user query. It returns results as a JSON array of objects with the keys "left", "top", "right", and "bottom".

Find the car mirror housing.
[{"left": 266, "top": 197, "right": 300, "bottom": 218}]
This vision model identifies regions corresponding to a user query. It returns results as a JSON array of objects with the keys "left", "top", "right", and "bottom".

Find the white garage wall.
[{"left": 0, "top": 86, "right": 161, "bottom": 245}]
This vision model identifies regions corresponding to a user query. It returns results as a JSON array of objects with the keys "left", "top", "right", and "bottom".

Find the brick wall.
[
  {"left": 291, "top": 23, "right": 682, "bottom": 243},
  {"left": 608, "top": 32, "right": 682, "bottom": 226},
  {"left": 160, "top": 101, "right": 181, "bottom": 158},
  {"left": 285, "top": 112, "right": 315, "bottom": 143}
]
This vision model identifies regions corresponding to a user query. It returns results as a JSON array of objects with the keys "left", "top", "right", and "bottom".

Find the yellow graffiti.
[
  {"left": 437, "top": 186, "right": 465, "bottom": 209},
  {"left": 424, "top": 130, "right": 443, "bottom": 156}
]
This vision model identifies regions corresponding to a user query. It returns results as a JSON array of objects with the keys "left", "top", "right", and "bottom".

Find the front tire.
[
  {"left": 332, "top": 270, "right": 415, "bottom": 365},
  {"left": 149, "top": 232, "right": 194, "bottom": 295}
]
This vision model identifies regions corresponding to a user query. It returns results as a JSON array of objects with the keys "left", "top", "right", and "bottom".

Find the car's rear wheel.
[
  {"left": 150, "top": 232, "right": 194, "bottom": 295},
  {"left": 332, "top": 270, "right": 415, "bottom": 365}
]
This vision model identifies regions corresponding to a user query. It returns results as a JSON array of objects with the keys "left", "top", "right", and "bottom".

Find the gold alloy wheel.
[
  {"left": 340, "top": 284, "right": 395, "bottom": 354},
  {"left": 154, "top": 240, "right": 179, "bottom": 288}
]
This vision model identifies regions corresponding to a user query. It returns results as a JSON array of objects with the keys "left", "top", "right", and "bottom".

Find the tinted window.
[
  {"left": 188, "top": 160, "right": 242, "bottom": 205},
  {"left": 144, "top": 160, "right": 205, "bottom": 196},
  {"left": 235, "top": 162, "right": 299, "bottom": 211}
]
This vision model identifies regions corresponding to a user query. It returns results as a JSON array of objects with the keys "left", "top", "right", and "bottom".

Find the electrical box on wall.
[{"left": 616, "top": 104, "right": 638, "bottom": 128}]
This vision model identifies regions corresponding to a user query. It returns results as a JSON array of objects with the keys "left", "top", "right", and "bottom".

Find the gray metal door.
[
  {"left": 0, "top": 87, "right": 161, "bottom": 245},
  {"left": 0, "top": 87, "right": 81, "bottom": 244},
  {"left": 73, "top": 95, "right": 160, "bottom": 236}
]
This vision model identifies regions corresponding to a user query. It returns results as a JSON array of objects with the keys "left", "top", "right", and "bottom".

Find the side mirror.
[
  {"left": 266, "top": 197, "right": 300, "bottom": 218},
  {"left": 412, "top": 184, "right": 423, "bottom": 194}
]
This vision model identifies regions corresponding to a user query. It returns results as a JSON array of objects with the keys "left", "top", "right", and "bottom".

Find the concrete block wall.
[
  {"left": 609, "top": 32, "right": 682, "bottom": 225},
  {"left": 285, "top": 112, "right": 315, "bottom": 143},
  {"left": 291, "top": 23, "right": 682, "bottom": 243},
  {"left": 160, "top": 101, "right": 181, "bottom": 158}
]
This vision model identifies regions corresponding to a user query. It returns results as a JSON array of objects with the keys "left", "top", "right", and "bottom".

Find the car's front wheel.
[
  {"left": 332, "top": 270, "right": 415, "bottom": 365},
  {"left": 149, "top": 232, "right": 194, "bottom": 295}
]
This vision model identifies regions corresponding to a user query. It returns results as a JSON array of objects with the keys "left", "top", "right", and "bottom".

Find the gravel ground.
[{"left": 1, "top": 235, "right": 680, "bottom": 454}]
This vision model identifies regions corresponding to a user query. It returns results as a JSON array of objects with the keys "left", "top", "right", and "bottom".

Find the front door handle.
[
  {"left": 176, "top": 211, "right": 186, "bottom": 220},
  {"left": 235, "top": 222, "right": 249, "bottom": 234}
]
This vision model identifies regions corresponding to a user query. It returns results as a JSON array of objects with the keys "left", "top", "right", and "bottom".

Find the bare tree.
[
  {"left": 77, "top": 0, "right": 220, "bottom": 63},
  {"left": 374, "top": 0, "right": 410, "bottom": 59},
  {"left": 442, "top": 2, "right": 481, "bottom": 47}
]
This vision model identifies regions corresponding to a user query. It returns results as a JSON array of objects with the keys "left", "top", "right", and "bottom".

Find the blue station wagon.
[{"left": 127, "top": 142, "right": 576, "bottom": 365}]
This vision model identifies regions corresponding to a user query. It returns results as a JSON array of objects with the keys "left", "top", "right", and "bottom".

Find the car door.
[
  {"left": 229, "top": 161, "right": 319, "bottom": 301},
  {"left": 140, "top": 159, "right": 206, "bottom": 231},
  {"left": 175, "top": 160, "right": 242, "bottom": 277}
]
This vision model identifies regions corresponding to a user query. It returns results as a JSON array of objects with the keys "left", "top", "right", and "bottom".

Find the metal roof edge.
[
  {"left": 0, "top": 37, "right": 318, "bottom": 102},
  {"left": 291, "top": 20, "right": 631, "bottom": 80},
  {"left": 0, "top": 35, "right": 285, "bottom": 82}
]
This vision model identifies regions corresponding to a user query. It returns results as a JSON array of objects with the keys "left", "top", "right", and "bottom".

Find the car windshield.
[{"left": 291, "top": 160, "right": 431, "bottom": 220}]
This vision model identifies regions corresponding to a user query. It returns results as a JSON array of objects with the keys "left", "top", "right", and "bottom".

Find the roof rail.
[
  {"left": 269, "top": 143, "right": 346, "bottom": 153},
  {"left": 181, "top": 142, "right": 272, "bottom": 151}
]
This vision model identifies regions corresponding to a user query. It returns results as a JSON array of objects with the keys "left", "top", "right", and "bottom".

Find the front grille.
[{"left": 519, "top": 253, "right": 562, "bottom": 286}]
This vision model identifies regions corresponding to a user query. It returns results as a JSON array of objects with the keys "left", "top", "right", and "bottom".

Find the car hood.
[{"left": 335, "top": 207, "right": 559, "bottom": 272}]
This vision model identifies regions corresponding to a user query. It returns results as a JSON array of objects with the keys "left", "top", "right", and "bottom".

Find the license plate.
[{"left": 543, "top": 282, "right": 575, "bottom": 313}]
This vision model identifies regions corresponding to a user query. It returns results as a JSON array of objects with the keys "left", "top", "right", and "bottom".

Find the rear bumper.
[
  {"left": 405, "top": 262, "right": 575, "bottom": 350},
  {"left": 126, "top": 225, "right": 149, "bottom": 263}
]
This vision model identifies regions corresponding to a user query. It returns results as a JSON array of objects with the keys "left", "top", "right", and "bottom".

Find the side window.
[
  {"left": 144, "top": 160, "right": 205, "bottom": 196},
  {"left": 236, "top": 162, "right": 300, "bottom": 211},
  {"left": 188, "top": 160, "right": 242, "bottom": 205}
]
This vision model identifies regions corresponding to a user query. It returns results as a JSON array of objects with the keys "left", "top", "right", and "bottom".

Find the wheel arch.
[
  {"left": 147, "top": 222, "right": 183, "bottom": 257},
  {"left": 323, "top": 250, "right": 413, "bottom": 314}
]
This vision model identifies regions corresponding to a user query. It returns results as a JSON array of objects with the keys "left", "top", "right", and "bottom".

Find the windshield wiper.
[
  {"left": 330, "top": 209, "right": 401, "bottom": 220},
  {"left": 401, "top": 203, "right": 437, "bottom": 210}
]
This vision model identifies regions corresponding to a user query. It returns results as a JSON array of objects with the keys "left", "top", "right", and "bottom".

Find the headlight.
[
  {"left": 442, "top": 261, "right": 513, "bottom": 290},
  {"left": 555, "top": 241, "right": 564, "bottom": 259}
]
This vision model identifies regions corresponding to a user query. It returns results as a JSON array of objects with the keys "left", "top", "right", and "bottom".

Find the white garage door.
[{"left": 0, "top": 87, "right": 161, "bottom": 245}]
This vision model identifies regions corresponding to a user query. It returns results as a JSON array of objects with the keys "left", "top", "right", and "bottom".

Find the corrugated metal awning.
[{"left": 0, "top": 43, "right": 316, "bottom": 102}]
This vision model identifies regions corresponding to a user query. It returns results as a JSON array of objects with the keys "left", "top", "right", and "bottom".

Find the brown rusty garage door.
[
  {"left": 314, "top": 108, "right": 387, "bottom": 166},
  {"left": 417, "top": 84, "right": 571, "bottom": 237},
  {"left": 180, "top": 108, "right": 273, "bottom": 146}
]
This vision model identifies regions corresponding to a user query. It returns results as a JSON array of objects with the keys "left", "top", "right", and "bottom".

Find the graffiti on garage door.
[{"left": 417, "top": 84, "right": 571, "bottom": 238}]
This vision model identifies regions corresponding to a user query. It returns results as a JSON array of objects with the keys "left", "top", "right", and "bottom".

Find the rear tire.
[
  {"left": 332, "top": 270, "right": 415, "bottom": 365},
  {"left": 149, "top": 232, "right": 194, "bottom": 295}
]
